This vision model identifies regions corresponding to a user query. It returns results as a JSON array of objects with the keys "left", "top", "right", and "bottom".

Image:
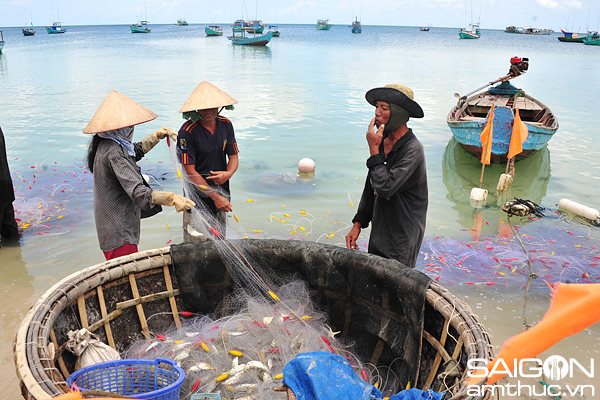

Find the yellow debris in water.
[
  {"left": 293, "top": 230, "right": 297, "bottom": 235},
  {"left": 282, "top": 205, "right": 286, "bottom": 208},
  {"left": 57, "top": 216, "right": 64, "bottom": 219},
  {"left": 551, "top": 252, "right": 555, "bottom": 255},
  {"left": 166, "top": 223, "right": 170, "bottom": 228},
  {"left": 177, "top": 169, "right": 181, "bottom": 179},
  {"left": 281, "top": 220, "right": 287, "bottom": 223},
  {"left": 298, "top": 226, "right": 306, "bottom": 231},
  {"left": 215, "top": 373, "right": 229, "bottom": 382},
  {"left": 38, "top": 203, "right": 43, "bottom": 209},
  {"left": 499, "top": 272, "right": 506, "bottom": 276},
  {"left": 574, "top": 245, "right": 582, "bottom": 248},
  {"left": 300, "top": 315, "right": 312, "bottom": 320},
  {"left": 200, "top": 342, "right": 210, "bottom": 352},
  {"left": 299, "top": 210, "right": 307, "bottom": 215},
  {"left": 243, "top": 236, "right": 248, "bottom": 239},
  {"left": 283, "top": 213, "right": 291, "bottom": 217},
  {"left": 174, "top": 340, "right": 182, "bottom": 344},
  {"left": 47, "top": 217, "right": 51, "bottom": 221},
  {"left": 273, "top": 373, "right": 283, "bottom": 380},
  {"left": 229, "top": 350, "right": 244, "bottom": 357},
  {"left": 269, "top": 291, "right": 280, "bottom": 302},
  {"left": 234, "top": 214, "right": 239, "bottom": 222},
  {"left": 350, "top": 202, "right": 354, "bottom": 207},
  {"left": 246, "top": 199, "right": 254, "bottom": 202},
  {"left": 274, "top": 217, "right": 280, "bottom": 221},
  {"left": 252, "top": 230, "right": 263, "bottom": 233}
]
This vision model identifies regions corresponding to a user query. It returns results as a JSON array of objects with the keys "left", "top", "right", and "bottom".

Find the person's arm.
[
  {"left": 368, "top": 142, "right": 424, "bottom": 200},
  {"left": 183, "top": 164, "right": 232, "bottom": 212},
  {"left": 207, "top": 153, "right": 239, "bottom": 185}
]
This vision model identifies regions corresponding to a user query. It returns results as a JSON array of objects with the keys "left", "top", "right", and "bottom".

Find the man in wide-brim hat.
[
  {"left": 345, "top": 84, "right": 428, "bottom": 268},
  {"left": 176, "top": 81, "right": 239, "bottom": 238},
  {"left": 85, "top": 90, "right": 194, "bottom": 260}
]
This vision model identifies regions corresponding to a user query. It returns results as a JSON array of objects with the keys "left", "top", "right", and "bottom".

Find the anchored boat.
[
  {"left": 316, "top": 19, "right": 331, "bottom": 30},
  {"left": 46, "top": 22, "right": 66, "bottom": 34},
  {"left": 15, "top": 240, "right": 493, "bottom": 400},
  {"left": 447, "top": 57, "right": 558, "bottom": 163},
  {"left": 228, "top": 28, "right": 273, "bottom": 46},
  {"left": 205, "top": 25, "right": 223, "bottom": 36},
  {"left": 459, "top": 23, "right": 480, "bottom": 39}
]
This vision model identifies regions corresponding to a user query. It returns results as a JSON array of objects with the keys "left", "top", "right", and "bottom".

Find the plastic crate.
[{"left": 66, "top": 358, "right": 185, "bottom": 400}]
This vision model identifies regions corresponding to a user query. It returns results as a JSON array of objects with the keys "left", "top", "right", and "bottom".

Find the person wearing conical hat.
[
  {"left": 176, "top": 82, "right": 239, "bottom": 238},
  {"left": 345, "top": 84, "right": 428, "bottom": 268},
  {"left": 85, "top": 90, "right": 195, "bottom": 260}
]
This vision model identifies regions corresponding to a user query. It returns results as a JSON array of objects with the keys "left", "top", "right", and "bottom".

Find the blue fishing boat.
[
  {"left": 130, "top": 20, "right": 151, "bottom": 33},
  {"left": 46, "top": 22, "right": 66, "bottom": 34},
  {"left": 351, "top": 17, "right": 362, "bottom": 33},
  {"left": 447, "top": 57, "right": 558, "bottom": 163},
  {"left": 459, "top": 23, "right": 480, "bottom": 39},
  {"left": 583, "top": 31, "right": 600, "bottom": 45},
  {"left": 22, "top": 26, "right": 36, "bottom": 36},
  {"left": 316, "top": 19, "right": 331, "bottom": 30},
  {"left": 228, "top": 29, "right": 273, "bottom": 46}
]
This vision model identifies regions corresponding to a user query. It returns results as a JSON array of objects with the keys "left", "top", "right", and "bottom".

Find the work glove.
[
  {"left": 141, "top": 127, "right": 178, "bottom": 153},
  {"left": 151, "top": 191, "right": 195, "bottom": 212}
]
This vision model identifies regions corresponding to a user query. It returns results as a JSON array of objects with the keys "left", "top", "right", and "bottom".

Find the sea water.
[{"left": 1, "top": 24, "right": 599, "bottom": 397}]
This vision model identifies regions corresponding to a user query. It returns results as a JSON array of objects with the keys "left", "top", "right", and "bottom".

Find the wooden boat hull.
[
  {"left": 271, "top": 31, "right": 280, "bottom": 37},
  {"left": 22, "top": 28, "right": 36, "bottom": 36},
  {"left": 459, "top": 30, "right": 479, "bottom": 39},
  {"left": 583, "top": 36, "right": 600, "bottom": 45},
  {"left": 316, "top": 26, "right": 331, "bottom": 30},
  {"left": 558, "top": 36, "right": 584, "bottom": 42},
  {"left": 14, "top": 240, "right": 493, "bottom": 400},
  {"left": 46, "top": 27, "right": 66, "bottom": 34},
  {"left": 447, "top": 90, "right": 558, "bottom": 163},
  {"left": 205, "top": 27, "right": 223, "bottom": 36},
  {"left": 228, "top": 31, "right": 273, "bottom": 46},
  {"left": 131, "top": 26, "right": 151, "bottom": 33}
]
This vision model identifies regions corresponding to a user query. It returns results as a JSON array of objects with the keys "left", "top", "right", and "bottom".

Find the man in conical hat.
[
  {"left": 176, "top": 82, "right": 239, "bottom": 238},
  {"left": 345, "top": 84, "right": 428, "bottom": 268},
  {"left": 85, "top": 90, "right": 195, "bottom": 260}
]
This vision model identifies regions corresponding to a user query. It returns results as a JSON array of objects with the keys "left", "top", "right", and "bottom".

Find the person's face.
[
  {"left": 197, "top": 108, "right": 219, "bottom": 121},
  {"left": 374, "top": 101, "right": 391, "bottom": 127}
]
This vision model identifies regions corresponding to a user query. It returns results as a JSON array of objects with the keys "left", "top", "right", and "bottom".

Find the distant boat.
[
  {"left": 420, "top": 27, "right": 430, "bottom": 31},
  {"left": 521, "top": 25, "right": 551, "bottom": 35},
  {"left": 23, "top": 25, "right": 36, "bottom": 36},
  {"left": 316, "top": 19, "right": 331, "bottom": 30},
  {"left": 247, "top": 20, "right": 264, "bottom": 33},
  {"left": 351, "top": 17, "right": 362, "bottom": 33},
  {"left": 232, "top": 19, "right": 250, "bottom": 32},
  {"left": 130, "top": 20, "right": 151, "bottom": 33},
  {"left": 205, "top": 25, "right": 223, "bottom": 36},
  {"left": 583, "top": 31, "right": 600, "bottom": 45},
  {"left": 267, "top": 25, "right": 280, "bottom": 37},
  {"left": 447, "top": 57, "right": 559, "bottom": 163},
  {"left": 228, "top": 28, "right": 273, "bottom": 46},
  {"left": 0, "top": 31, "right": 4, "bottom": 53},
  {"left": 459, "top": 23, "right": 480, "bottom": 39},
  {"left": 46, "top": 22, "right": 66, "bottom": 34},
  {"left": 504, "top": 26, "right": 520, "bottom": 33},
  {"left": 177, "top": 19, "right": 188, "bottom": 26},
  {"left": 557, "top": 29, "right": 585, "bottom": 42}
]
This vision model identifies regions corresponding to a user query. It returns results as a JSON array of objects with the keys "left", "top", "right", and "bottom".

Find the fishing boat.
[
  {"left": 232, "top": 19, "right": 250, "bottom": 32},
  {"left": 46, "top": 22, "right": 66, "bottom": 34},
  {"left": 351, "top": 17, "right": 362, "bottom": 33},
  {"left": 267, "top": 25, "right": 280, "bottom": 37},
  {"left": 205, "top": 25, "right": 223, "bottom": 36},
  {"left": 247, "top": 19, "right": 264, "bottom": 33},
  {"left": 316, "top": 19, "right": 331, "bottom": 30},
  {"left": 420, "top": 27, "right": 430, "bottom": 31},
  {"left": 0, "top": 31, "right": 4, "bottom": 53},
  {"left": 14, "top": 240, "right": 494, "bottom": 400},
  {"left": 130, "top": 20, "right": 150, "bottom": 33},
  {"left": 447, "top": 57, "right": 559, "bottom": 163},
  {"left": 521, "top": 25, "right": 551, "bottom": 35},
  {"left": 228, "top": 28, "right": 273, "bottom": 45},
  {"left": 22, "top": 25, "right": 36, "bottom": 36},
  {"left": 459, "top": 23, "right": 480, "bottom": 39},
  {"left": 583, "top": 31, "right": 600, "bottom": 45},
  {"left": 557, "top": 29, "right": 585, "bottom": 42},
  {"left": 504, "top": 25, "right": 520, "bottom": 33},
  {"left": 176, "top": 18, "right": 188, "bottom": 26}
]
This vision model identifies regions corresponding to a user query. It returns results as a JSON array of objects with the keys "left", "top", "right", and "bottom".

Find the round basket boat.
[{"left": 15, "top": 240, "right": 494, "bottom": 399}]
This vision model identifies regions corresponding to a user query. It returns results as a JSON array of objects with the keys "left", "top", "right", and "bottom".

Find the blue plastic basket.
[{"left": 66, "top": 358, "right": 185, "bottom": 400}]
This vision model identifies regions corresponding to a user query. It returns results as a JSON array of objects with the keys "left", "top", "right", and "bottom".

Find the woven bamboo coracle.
[{"left": 14, "top": 240, "right": 494, "bottom": 400}]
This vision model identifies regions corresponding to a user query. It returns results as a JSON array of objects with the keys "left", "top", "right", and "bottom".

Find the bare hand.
[
  {"left": 213, "top": 194, "right": 233, "bottom": 212},
  {"left": 366, "top": 118, "right": 385, "bottom": 155},
  {"left": 207, "top": 170, "right": 231, "bottom": 186},
  {"left": 345, "top": 224, "right": 361, "bottom": 250}
]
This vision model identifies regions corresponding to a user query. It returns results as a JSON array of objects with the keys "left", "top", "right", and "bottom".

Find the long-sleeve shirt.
[
  {"left": 92, "top": 139, "right": 156, "bottom": 251},
  {"left": 352, "top": 129, "right": 428, "bottom": 268}
]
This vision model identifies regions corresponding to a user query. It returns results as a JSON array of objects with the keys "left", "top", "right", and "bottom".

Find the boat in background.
[
  {"left": 316, "top": 19, "right": 331, "bottom": 30},
  {"left": 351, "top": 17, "right": 362, "bottom": 33},
  {"left": 420, "top": 27, "right": 430, "bottom": 31},
  {"left": 176, "top": 19, "right": 188, "bottom": 26},
  {"left": 557, "top": 29, "right": 584, "bottom": 42},
  {"left": 521, "top": 25, "right": 551, "bottom": 35},
  {"left": 0, "top": 31, "right": 4, "bottom": 53},
  {"left": 228, "top": 28, "right": 273, "bottom": 45},
  {"left": 46, "top": 22, "right": 66, "bottom": 34},
  {"left": 130, "top": 20, "right": 150, "bottom": 33},
  {"left": 205, "top": 25, "right": 223, "bottom": 36},
  {"left": 247, "top": 20, "right": 264, "bottom": 33},
  {"left": 459, "top": 23, "right": 480, "bottom": 39},
  {"left": 583, "top": 31, "right": 600, "bottom": 45},
  {"left": 267, "top": 25, "right": 280, "bottom": 37},
  {"left": 504, "top": 25, "right": 520, "bottom": 33},
  {"left": 23, "top": 25, "right": 36, "bottom": 36},
  {"left": 447, "top": 57, "right": 558, "bottom": 163}
]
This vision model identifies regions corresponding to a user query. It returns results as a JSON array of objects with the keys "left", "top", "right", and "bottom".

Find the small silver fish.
[{"left": 189, "top": 362, "right": 214, "bottom": 373}]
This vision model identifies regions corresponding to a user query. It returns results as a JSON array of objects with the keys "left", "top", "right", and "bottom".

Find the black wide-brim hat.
[{"left": 365, "top": 84, "right": 424, "bottom": 118}]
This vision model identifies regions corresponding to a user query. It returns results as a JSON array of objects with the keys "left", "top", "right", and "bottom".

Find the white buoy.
[
  {"left": 298, "top": 158, "right": 316, "bottom": 174},
  {"left": 558, "top": 198, "right": 600, "bottom": 221}
]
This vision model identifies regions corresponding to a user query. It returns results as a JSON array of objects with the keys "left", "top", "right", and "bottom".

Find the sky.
[{"left": 0, "top": 0, "right": 598, "bottom": 31}]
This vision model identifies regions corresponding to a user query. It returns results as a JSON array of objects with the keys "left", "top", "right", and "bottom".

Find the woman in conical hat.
[
  {"left": 85, "top": 90, "right": 195, "bottom": 260},
  {"left": 176, "top": 82, "right": 239, "bottom": 239},
  {"left": 345, "top": 84, "right": 428, "bottom": 268}
]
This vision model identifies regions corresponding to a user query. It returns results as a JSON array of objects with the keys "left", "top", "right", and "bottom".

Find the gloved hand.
[
  {"left": 141, "top": 127, "right": 178, "bottom": 153},
  {"left": 151, "top": 191, "right": 195, "bottom": 212}
]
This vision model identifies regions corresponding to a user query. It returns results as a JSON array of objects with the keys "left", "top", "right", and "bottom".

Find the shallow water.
[{"left": 1, "top": 24, "right": 599, "bottom": 398}]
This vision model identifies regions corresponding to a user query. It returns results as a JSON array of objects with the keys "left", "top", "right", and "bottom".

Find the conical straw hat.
[
  {"left": 83, "top": 90, "right": 158, "bottom": 134},
  {"left": 179, "top": 81, "right": 238, "bottom": 113}
]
